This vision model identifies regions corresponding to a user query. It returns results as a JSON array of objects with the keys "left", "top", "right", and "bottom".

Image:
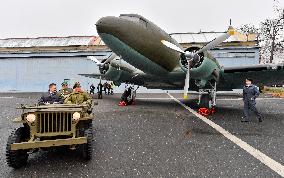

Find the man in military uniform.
[
  {"left": 242, "top": 78, "right": 262, "bottom": 122},
  {"left": 90, "top": 84, "right": 95, "bottom": 95},
  {"left": 103, "top": 82, "right": 108, "bottom": 95},
  {"left": 38, "top": 83, "right": 64, "bottom": 105},
  {"left": 64, "top": 83, "right": 92, "bottom": 108},
  {"left": 59, "top": 81, "right": 73, "bottom": 99},
  {"left": 97, "top": 83, "right": 103, "bottom": 99}
]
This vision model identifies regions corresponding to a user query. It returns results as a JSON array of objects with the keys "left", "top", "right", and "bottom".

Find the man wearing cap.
[
  {"left": 59, "top": 81, "right": 73, "bottom": 99},
  {"left": 64, "top": 83, "right": 92, "bottom": 108},
  {"left": 242, "top": 78, "right": 262, "bottom": 122}
]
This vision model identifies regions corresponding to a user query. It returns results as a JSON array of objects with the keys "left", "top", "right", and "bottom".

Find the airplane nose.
[{"left": 96, "top": 16, "right": 120, "bottom": 34}]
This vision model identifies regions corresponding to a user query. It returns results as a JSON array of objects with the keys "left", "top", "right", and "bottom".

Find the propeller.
[
  {"left": 87, "top": 56, "right": 102, "bottom": 65},
  {"left": 103, "top": 52, "right": 117, "bottom": 65},
  {"left": 88, "top": 52, "right": 118, "bottom": 66},
  {"left": 161, "top": 26, "right": 235, "bottom": 99},
  {"left": 87, "top": 52, "right": 119, "bottom": 75}
]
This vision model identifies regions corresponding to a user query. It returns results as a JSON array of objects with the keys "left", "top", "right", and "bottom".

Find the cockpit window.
[
  {"left": 120, "top": 14, "right": 148, "bottom": 28},
  {"left": 120, "top": 15, "right": 140, "bottom": 23}
]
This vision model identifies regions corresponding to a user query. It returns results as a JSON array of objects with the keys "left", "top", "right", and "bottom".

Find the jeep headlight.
[
  {"left": 26, "top": 114, "right": 36, "bottom": 123},
  {"left": 73, "top": 112, "right": 81, "bottom": 120}
]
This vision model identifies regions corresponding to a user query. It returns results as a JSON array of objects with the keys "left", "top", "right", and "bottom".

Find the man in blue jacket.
[
  {"left": 38, "top": 83, "right": 64, "bottom": 105},
  {"left": 242, "top": 78, "right": 262, "bottom": 122}
]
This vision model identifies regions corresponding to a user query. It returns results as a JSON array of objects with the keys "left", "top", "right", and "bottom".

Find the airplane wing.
[
  {"left": 219, "top": 63, "right": 284, "bottom": 89},
  {"left": 223, "top": 63, "right": 284, "bottom": 73}
]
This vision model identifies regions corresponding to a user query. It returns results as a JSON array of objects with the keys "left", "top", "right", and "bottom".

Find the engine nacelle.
[
  {"left": 105, "top": 66, "right": 133, "bottom": 83},
  {"left": 180, "top": 46, "right": 221, "bottom": 88},
  {"left": 99, "top": 64, "right": 109, "bottom": 74},
  {"left": 179, "top": 46, "right": 204, "bottom": 72}
]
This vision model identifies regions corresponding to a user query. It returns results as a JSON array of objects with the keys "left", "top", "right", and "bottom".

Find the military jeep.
[{"left": 6, "top": 104, "right": 94, "bottom": 168}]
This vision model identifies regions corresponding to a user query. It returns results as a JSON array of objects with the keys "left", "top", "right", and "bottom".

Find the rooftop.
[
  {"left": 0, "top": 31, "right": 257, "bottom": 52},
  {"left": 170, "top": 31, "right": 257, "bottom": 44},
  {"left": 0, "top": 36, "right": 104, "bottom": 48}
]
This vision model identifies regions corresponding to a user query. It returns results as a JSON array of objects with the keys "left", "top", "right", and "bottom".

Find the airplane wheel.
[
  {"left": 199, "top": 94, "right": 212, "bottom": 109},
  {"left": 128, "top": 99, "right": 133, "bottom": 105}
]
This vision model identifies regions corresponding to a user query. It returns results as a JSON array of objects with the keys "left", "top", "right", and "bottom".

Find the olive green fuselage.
[
  {"left": 97, "top": 15, "right": 181, "bottom": 74},
  {"left": 96, "top": 14, "right": 284, "bottom": 90},
  {"left": 96, "top": 14, "right": 222, "bottom": 90}
]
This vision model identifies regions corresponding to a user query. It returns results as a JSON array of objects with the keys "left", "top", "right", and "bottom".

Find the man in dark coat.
[
  {"left": 97, "top": 83, "right": 103, "bottom": 99},
  {"left": 103, "top": 82, "right": 109, "bottom": 95},
  {"left": 242, "top": 78, "right": 262, "bottom": 122},
  {"left": 38, "top": 83, "right": 64, "bottom": 105},
  {"left": 90, "top": 84, "right": 95, "bottom": 95}
]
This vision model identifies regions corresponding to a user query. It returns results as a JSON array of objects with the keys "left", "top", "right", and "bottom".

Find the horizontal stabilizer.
[{"left": 78, "top": 73, "right": 107, "bottom": 79}]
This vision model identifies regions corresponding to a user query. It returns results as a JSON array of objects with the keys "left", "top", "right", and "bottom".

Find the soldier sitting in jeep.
[{"left": 65, "top": 83, "right": 92, "bottom": 107}]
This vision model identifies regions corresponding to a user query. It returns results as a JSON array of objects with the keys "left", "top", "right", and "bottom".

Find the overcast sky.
[{"left": 0, "top": 0, "right": 283, "bottom": 38}]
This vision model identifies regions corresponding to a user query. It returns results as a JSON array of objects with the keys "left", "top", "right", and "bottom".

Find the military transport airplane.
[{"left": 80, "top": 14, "right": 284, "bottom": 108}]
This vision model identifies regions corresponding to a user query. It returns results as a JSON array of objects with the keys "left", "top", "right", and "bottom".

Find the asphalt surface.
[{"left": 0, "top": 92, "right": 283, "bottom": 177}]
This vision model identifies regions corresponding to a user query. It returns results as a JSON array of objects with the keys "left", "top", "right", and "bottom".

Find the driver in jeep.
[{"left": 38, "top": 83, "right": 64, "bottom": 105}]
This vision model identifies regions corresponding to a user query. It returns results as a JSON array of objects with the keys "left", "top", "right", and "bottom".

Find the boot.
[{"left": 241, "top": 117, "right": 249, "bottom": 122}]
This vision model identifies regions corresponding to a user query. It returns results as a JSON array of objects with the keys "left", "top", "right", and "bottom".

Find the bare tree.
[
  {"left": 238, "top": 24, "right": 259, "bottom": 43},
  {"left": 238, "top": 1, "right": 284, "bottom": 64},
  {"left": 259, "top": 7, "right": 284, "bottom": 63}
]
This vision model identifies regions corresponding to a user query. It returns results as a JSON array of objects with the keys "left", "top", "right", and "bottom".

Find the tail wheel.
[
  {"left": 6, "top": 127, "right": 29, "bottom": 168},
  {"left": 82, "top": 123, "right": 93, "bottom": 160}
]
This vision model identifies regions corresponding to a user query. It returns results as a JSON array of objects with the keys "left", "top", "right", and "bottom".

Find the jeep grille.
[{"left": 37, "top": 113, "right": 72, "bottom": 133}]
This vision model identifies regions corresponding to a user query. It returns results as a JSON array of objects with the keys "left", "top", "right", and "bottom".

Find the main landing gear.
[
  {"left": 119, "top": 85, "right": 139, "bottom": 106},
  {"left": 197, "top": 83, "right": 217, "bottom": 116}
]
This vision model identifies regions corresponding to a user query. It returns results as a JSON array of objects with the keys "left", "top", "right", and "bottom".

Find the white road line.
[
  {"left": 167, "top": 93, "right": 284, "bottom": 177},
  {"left": 0, "top": 96, "right": 14, "bottom": 99}
]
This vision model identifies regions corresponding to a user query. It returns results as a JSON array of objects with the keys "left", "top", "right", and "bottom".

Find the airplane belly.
[{"left": 99, "top": 33, "right": 169, "bottom": 76}]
